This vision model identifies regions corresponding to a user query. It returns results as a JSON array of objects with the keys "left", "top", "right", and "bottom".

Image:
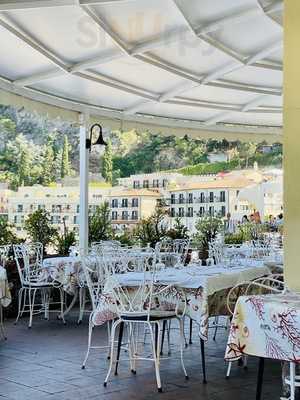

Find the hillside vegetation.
[{"left": 0, "top": 105, "right": 282, "bottom": 189}]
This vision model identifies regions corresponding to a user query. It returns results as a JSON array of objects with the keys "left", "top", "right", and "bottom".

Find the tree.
[
  {"left": 166, "top": 217, "right": 189, "bottom": 240},
  {"left": 4, "top": 134, "right": 34, "bottom": 188},
  {"left": 25, "top": 209, "right": 57, "bottom": 252},
  {"left": 102, "top": 139, "right": 113, "bottom": 183},
  {"left": 134, "top": 205, "right": 168, "bottom": 247},
  {"left": 88, "top": 202, "right": 113, "bottom": 244},
  {"left": 0, "top": 217, "right": 20, "bottom": 245},
  {"left": 41, "top": 136, "right": 55, "bottom": 185},
  {"left": 61, "top": 135, "right": 70, "bottom": 178}
]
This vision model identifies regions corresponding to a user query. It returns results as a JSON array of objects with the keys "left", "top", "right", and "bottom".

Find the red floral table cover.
[{"left": 225, "top": 293, "right": 300, "bottom": 362}]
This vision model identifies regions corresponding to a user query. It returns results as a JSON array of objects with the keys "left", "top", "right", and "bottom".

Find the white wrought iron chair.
[
  {"left": 155, "top": 238, "right": 190, "bottom": 268},
  {"left": 81, "top": 252, "right": 113, "bottom": 369},
  {"left": 0, "top": 245, "right": 10, "bottom": 340},
  {"left": 103, "top": 251, "right": 188, "bottom": 392},
  {"left": 13, "top": 243, "right": 65, "bottom": 328}
]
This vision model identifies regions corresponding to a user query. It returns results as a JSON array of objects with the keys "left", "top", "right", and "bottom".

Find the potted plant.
[
  {"left": 193, "top": 216, "right": 223, "bottom": 263},
  {"left": 55, "top": 219, "right": 76, "bottom": 256},
  {"left": 88, "top": 202, "right": 113, "bottom": 244},
  {"left": 134, "top": 205, "right": 168, "bottom": 248},
  {"left": 24, "top": 209, "right": 57, "bottom": 254}
]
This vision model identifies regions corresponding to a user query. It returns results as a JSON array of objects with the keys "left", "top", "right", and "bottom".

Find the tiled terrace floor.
[{"left": 0, "top": 312, "right": 284, "bottom": 400}]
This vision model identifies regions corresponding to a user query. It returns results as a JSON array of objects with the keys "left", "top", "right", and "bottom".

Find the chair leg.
[
  {"left": 0, "top": 305, "right": 6, "bottom": 340},
  {"left": 20, "top": 288, "right": 27, "bottom": 317},
  {"left": 213, "top": 316, "right": 219, "bottom": 341},
  {"left": 256, "top": 357, "right": 265, "bottom": 400},
  {"left": 28, "top": 289, "right": 37, "bottom": 328},
  {"left": 290, "top": 362, "right": 296, "bottom": 400},
  {"left": 167, "top": 320, "right": 171, "bottom": 355},
  {"left": 226, "top": 361, "right": 232, "bottom": 379},
  {"left": 200, "top": 338, "right": 207, "bottom": 384},
  {"left": 128, "top": 323, "right": 136, "bottom": 374},
  {"left": 148, "top": 322, "right": 162, "bottom": 392},
  {"left": 189, "top": 318, "right": 193, "bottom": 344},
  {"left": 179, "top": 318, "right": 188, "bottom": 379},
  {"left": 160, "top": 320, "right": 167, "bottom": 356},
  {"left": 82, "top": 313, "right": 94, "bottom": 369},
  {"left": 78, "top": 287, "right": 85, "bottom": 324},
  {"left": 107, "top": 321, "right": 111, "bottom": 359},
  {"left": 104, "top": 320, "right": 120, "bottom": 387},
  {"left": 15, "top": 288, "right": 24, "bottom": 325},
  {"left": 114, "top": 321, "right": 124, "bottom": 376},
  {"left": 59, "top": 288, "right": 66, "bottom": 325}
]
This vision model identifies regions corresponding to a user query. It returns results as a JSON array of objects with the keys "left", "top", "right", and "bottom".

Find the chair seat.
[
  {"left": 23, "top": 282, "right": 55, "bottom": 288},
  {"left": 120, "top": 310, "right": 177, "bottom": 322}
]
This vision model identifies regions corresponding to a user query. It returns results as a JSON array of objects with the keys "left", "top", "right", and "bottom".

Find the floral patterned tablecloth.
[
  {"left": 225, "top": 293, "right": 300, "bottom": 362},
  {"left": 42, "top": 257, "right": 82, "bottom": 295},
  {"left": 0, "top": 266, "right": 11, "bottom": 308},
  {"left": 93, "top": 263, "right": 270, "bottom": 340}
]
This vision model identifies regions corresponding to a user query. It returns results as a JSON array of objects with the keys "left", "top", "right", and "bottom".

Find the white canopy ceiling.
[{"left": 0, "top": 0, "right": 283, "bottom": 138}]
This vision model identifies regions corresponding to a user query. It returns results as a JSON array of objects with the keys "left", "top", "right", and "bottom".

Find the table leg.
[
  {"left": 60, "top": 289, "right": 78, "bottom": 319},
  {"left": 200, "top": 338, "right": 207, "bottom": 384},
  {"left": 114, "top": 321, "right": 124, "bottom": 376},
  {"left": 160, "top": 320, "right": 167, "bottom": 356},
  {"left": 256, "top": 357, "right": 265, "bottom": 400},
  {"left": 189, "top": 319, "right": 193, "bottom": 344}
]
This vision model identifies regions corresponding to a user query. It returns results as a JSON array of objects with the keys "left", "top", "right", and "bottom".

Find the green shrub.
[
  {"left": 88, "top": 202, "right": 113, "bottom": 244},
  {"left": 193, "top": 216, "right": 223, "bottom": 260},
  {"left": 25, "top": 209, "right": 57, "bottom": 252},
  {"left": 55, "top": 221, "right": 76, "bottom": 256}
]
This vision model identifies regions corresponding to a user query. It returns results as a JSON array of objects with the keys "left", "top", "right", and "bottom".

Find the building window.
[
  {"left": 188, "top": 193, "right": 193, "bottom": 204},
  {"left": 132, "top": 198, "right": 139, "bottom": 207},
  {"left": 133, "top": 180, "right": 140, "bottom": 189},
  {"left": 132, "top": 210, "right": 138, "bottom": 220},
  {"left": 17, "top": 204, "right": 23, "bottom": 213},
  {"left": 14, "top": 215, "right": 18, "bottom": 223},
  {"left": 143, "top": 180, "right": 149, "bottom": 188},
  {"left": 111, "top": 211, "right": 118, "bottom": 220},
  {"left": 122, "top": 211, "right": 128, "bottom": 220},
  {"left": 171, "top": 194, "right": 175, "bottom": 205},
  {"left": 170, "top": 208, "right": 175, "bottom": 217},
  {"left": 112, "top": 199, "right": 118, "bottom": 208},
  {"left": 199, "top": 207, "right": 205, "bottom": 217},
  {"left": 178, "top": 207, "right": 184, "bottom": 217},
  {"left": 220, "top": 191, "right": 226, "bottom": 202},
  {"left": 179, "top": 194, "right": 184, "bottom": 204},
  {"left": 76, "top": 204, "right": 80, "bottom": 213},
  {"left": 200, "top": 193, "right": 205, "bottom": 203},
  {"left": 121, "top": 198, "right": 128, "bottom": 208},
  {"left": 187, "top": 207, "right": 193, "bottom": 217},
  {"left": 221, "top": 205, "right": 226, "bottom": 217},
  {"left": 209, "top": 206, "right": 214, "bottom": 216},
  {"left": 209, "top": 192, "right": 214, "bottom": 203},
  {"left": 162, "top": 179, "right": 168, "bottom": 188},
  {"left": 153, "top": 179, "right": 159, "bottom": 188},
  {"left": 73, "top": 216, "right": 78, "bottom": 224}
]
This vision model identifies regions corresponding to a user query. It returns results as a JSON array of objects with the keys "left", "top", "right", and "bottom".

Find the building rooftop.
[{"left": 169, "top": 178, "right": 254, "bottom": 192}]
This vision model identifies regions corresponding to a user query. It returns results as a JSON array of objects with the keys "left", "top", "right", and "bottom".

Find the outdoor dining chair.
[
  {"left": 103, "top": 251, "right": 189, "bottom": 392},
  {"left": 13, "top": 243, "right": 65, "bottom": 328}
]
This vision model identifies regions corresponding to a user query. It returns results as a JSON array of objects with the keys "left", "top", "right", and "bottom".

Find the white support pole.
[{"left": 79, "top": 112, "right": 89, "bottom": 255}]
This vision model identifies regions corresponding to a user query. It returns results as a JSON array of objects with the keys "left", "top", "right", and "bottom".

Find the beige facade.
[
  {"left": 109, "top": 189, "right": 161, "bottom": 231},
  {"left": 7, "top": 185, "right": 111, "bottom": 237}
]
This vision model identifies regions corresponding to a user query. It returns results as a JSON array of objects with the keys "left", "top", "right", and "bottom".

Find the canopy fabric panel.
[{"left": 0, "top": 0, "right": 283, "bottom": 138}]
